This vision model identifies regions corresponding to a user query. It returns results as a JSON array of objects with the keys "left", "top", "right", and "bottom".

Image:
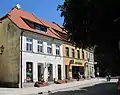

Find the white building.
[
  {"left": 84, "top": 49, "right": 95, "bottom": 78},
  {"left": 0, "top": 6, "right": 66, "bottom": 87},
  {"left": 21, "top": 32, "right": 64, "bottom": 83}
]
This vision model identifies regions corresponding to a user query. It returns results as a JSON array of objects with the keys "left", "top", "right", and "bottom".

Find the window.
[
  {"left": 82, "top": 50, "right": 84, "bottom": 59},
  {"left": 89, "top": 53, "right": 91, "bottom": 60},
  {"left": 37, "top": 40, "right": 43, "bottom": 53},
  {"left": 35, "top": 24, "right": 47, "bottom": 32},
  {"left": 66, "top": 47, "right": 69, "bottom": 57},
  {"left": 91, "top": 54, "right": 93, "bottom": 60},
  {"left": 88, "top": 52, "right": 89, "bottom": 59},
  {"left": 26, "top": 62, "right": 33, "bottom": 82},
  {"left": 72, "top": 49, "right": 75, "bottom": 58},
  {"left": 77, "top": 50, "right": 80, "bottom": 58},
  {"left": 26, "top": 38, "right": 33, "bottom": 52},
  {"left": 86, "top": 52, "right": 88, "bottom": 59},
  {"left": 56, "top": 45, "right": 60, "bottom": 56},
  {"left": 47, "top": 43, "right": 52, "bottom": 54}
]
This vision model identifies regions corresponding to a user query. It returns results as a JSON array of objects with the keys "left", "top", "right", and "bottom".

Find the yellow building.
[{"left": 62, "top": 43, "right": 87, "bottom": 79}]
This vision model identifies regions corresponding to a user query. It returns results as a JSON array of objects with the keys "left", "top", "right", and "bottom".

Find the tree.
[{"left": 58, "top": 0, "right": 120, "bottom": 75}]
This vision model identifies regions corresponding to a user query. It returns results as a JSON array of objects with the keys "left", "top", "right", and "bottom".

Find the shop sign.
[{"left": 75, "top": 62, "right": 82, "bottom": 65}]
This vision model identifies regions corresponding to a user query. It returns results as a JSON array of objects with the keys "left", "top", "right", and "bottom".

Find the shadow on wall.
[
  {"left": 50, "top": 82, "right": 119, "bottom": 95},
  {"left": 0, "top": 82, "right": 19, "bottom": 88}
]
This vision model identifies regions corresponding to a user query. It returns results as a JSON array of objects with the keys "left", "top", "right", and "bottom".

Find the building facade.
[
  {"left": 84, "top": 49, "right": 95, "bottom": 78},
  {"left": 0, "top": 7, "right": 65, "bottom": 87},
  {"left": 21, "top": 31, "right": 64, "bottom": 83},
  {"left": 0, "top": 6, "right": 95, "bottom": 88},
  {"left": 62, "top": 43, "right": 85, "bottom": 79}
]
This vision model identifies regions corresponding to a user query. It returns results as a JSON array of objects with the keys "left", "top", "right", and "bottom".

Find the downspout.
[{"left": 20, "top": 30, "right": 24, "bottom": 88}]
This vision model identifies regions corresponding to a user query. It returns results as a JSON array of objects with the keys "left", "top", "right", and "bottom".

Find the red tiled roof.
[
  {"left": 39, "top": 18, "right": 66, "bottom": 34},
  {"left": 2, "top": 7, "right": 66, "bottom": 40}
]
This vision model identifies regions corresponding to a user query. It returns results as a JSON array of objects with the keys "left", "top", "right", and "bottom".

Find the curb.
[{"left": 23, "top": 79, "right": 105, "bottom": 95}]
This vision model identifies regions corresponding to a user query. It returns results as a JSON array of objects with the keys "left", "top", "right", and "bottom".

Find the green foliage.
[
  {"left": 58, "top": 0, "right": 120, "bottom": 75},
  {"left": 58, "top": 0, "right": 120, "bottom": 48}
]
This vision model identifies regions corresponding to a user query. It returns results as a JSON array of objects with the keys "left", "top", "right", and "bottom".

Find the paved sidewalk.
[{"left": 0, "top": 78, "right": 106, "bottom": 95}]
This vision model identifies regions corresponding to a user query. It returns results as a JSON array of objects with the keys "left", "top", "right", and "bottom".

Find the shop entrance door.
[{"left": 58, "top": 65, "right": 61, "bottom": 80}]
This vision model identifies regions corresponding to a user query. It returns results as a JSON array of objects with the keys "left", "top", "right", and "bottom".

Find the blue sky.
[{"left": 0, "top": 0, "right": 64, "bottom": 25}]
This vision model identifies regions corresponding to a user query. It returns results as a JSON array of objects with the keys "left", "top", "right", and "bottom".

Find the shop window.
[{"left": 26, "top": 62, "right": 33, "bottom": 82}]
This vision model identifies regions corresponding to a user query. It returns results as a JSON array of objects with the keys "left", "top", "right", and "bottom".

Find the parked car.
[{"left": 116, "top": 77, "right": 120, "bottom": 92}]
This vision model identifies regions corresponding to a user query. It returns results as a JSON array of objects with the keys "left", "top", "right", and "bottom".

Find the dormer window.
[
  {"left": 34, "top": 24, "right": 47, "bottom": 32},
  {"left": 22, "top": 18, "right": 47, "bottom": 32}
]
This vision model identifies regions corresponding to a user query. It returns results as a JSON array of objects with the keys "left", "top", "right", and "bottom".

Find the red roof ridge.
[
  {"left": 32, "top": 14, "right": 66, "bottom": 40},
  {"left": 39, "top": 18, "right": 66, "bottom": 34},
  {"left": 49, "top": 28, "right": 66, "bottom": 41},
  {"left": 1, "top": 7, "right": 67, "bottom": 41},
  {"left": 32, "top": 14, "right": 49, "bottom": 27}
]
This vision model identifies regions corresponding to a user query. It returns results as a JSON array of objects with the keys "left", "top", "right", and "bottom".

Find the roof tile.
[{"left": 7, "top": 8, "right": 65, "bottom": 40}]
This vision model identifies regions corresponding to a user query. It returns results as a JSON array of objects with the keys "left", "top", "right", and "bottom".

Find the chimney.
[{"left": 15, "top": 4, "right": 21, "bottom": 9}]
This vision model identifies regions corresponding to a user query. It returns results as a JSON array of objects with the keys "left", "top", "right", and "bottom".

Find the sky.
[{"left": 0, "top": 0, "right": 64, "bottom": 25}]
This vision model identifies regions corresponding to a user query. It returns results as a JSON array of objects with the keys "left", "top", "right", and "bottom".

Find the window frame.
[
  {"left": 77, "top": 50, "right": 80, "bottom": 58},
  {"left": 34, "top": 24, "right": 47, "bottom": 32},
  {"left": 65, "top": 47, "right": 69, "bottom": 57},
  {"left": 37, "top": 40, "right": 43, "bottom": 53},
  {"left": 71, "top": 49, "right": 75, "bottom": 58},
  {"left": 26, "top": 37, "right": 33, "bottom": 52},
  {"left": 82, "top": 50, "right": 84, "bottom": 59},
  {"left": 47, "top": 43, "right": 52, "bottom": 54},
  {"left": 56, "top": 45, "right": 60, "bottom": 56}
]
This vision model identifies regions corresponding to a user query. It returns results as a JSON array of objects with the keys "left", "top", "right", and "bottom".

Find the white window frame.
[
  {"left": 56, "top": 45, "right": 60, "bottom": 56},
  {"left": 86, "top": 52, "right": 88, "bottom": 59},
  {"left": 47, "top": 43, "right": 52, "bottom": 54},
  {"left": 77, "top": 50, "right": 80, "bottom": 58},
  {"left": 37, "top": 40, "right": 43, "bottom": 53},
  {"left": 72, "top": 49, "right": 75, "bottom": 58},
  {"left": 26, "top": 37, "right": 33, "bottom": 52},
  {"left": 65, "top": 47, "right": 69, "bottom": 57}
]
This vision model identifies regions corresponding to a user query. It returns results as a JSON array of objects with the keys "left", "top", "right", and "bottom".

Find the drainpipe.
[{"left": 20, "top": 30, "right": 24, "bottom": 88}]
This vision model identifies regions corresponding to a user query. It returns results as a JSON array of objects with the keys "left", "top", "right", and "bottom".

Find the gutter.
[{"left": 20, "top": 30, "right": 25, "bottom": 88}]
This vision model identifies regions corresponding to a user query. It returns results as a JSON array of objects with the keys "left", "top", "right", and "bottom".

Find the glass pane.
[
  {"left": 30, "top": 44, "right": 32, "bottom": 51},
  {"left": 37, "top": 40, "right": 42, "bottom": 44},
  {"left": 47, "top": 47, "right": 52, "bottom": 54},
  {"left": 26, "top": 43, "right": 29, "bottom": 51},
  {"left": 56, "top": 49, "right": 60, "bottom": 55},
  {"left": 38, "top": 45, "right": 42, "bottom": 52},
  {"left": 26, "top": 38, "right": 32, "bottom": 42},
  {"left": 26, "top": 62, "right": 33, "bottom": 82}
]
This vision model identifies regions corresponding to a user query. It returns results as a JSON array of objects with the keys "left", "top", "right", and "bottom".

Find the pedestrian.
[
  {"left": 97, "top": 72, "right": 99, "bottom": 79},
  {"left": 106, "top": 72, "right": 111, "bottom": 82},
  {"left": 77, "top": 72, "right": 81, "bottom": 81}
]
